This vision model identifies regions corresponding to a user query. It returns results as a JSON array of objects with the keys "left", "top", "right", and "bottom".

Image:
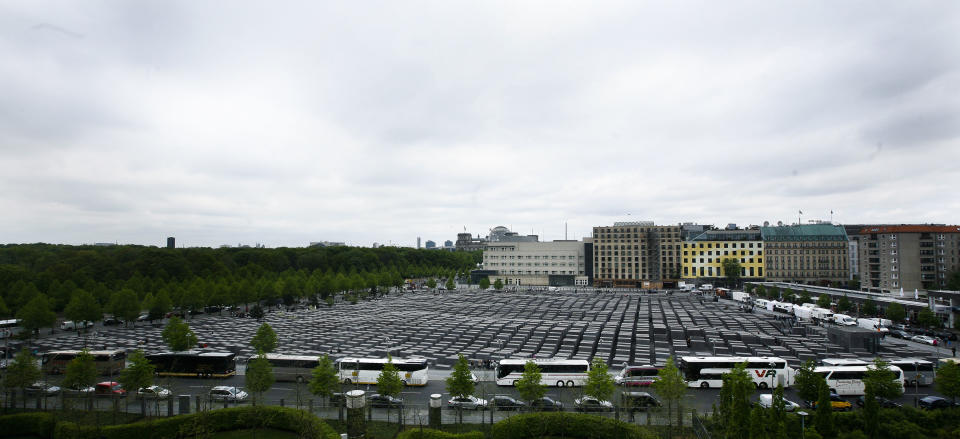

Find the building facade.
[
  {"left": 761, "top": 224, "right": 849, "bottom": 284},
  {"left": 483, "top": 240, "right": 588, "bottom": 286},
  {"left": 455, "top": 233, "right": 487, "bottom": 251},
  {"left": 857, "top": 225, "right": 960, "bottom": 293},
  {"left": 681, "top": 229, "right": 764, "bottom": 280},
  {"left": 591, "top": 222, "right": 682, "bottom": 288}
]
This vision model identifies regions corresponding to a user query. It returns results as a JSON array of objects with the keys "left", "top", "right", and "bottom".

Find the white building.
[{"left": 483, "top": 240, "right": 588, "bottom": 287}]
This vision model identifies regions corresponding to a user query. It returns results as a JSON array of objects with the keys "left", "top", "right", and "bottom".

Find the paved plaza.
[{"left": 29, "top": 289, "right": 941, "bottom": 368}]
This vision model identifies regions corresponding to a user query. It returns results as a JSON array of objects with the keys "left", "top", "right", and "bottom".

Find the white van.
[
  {"left": 59, "top": 320, "right": 93, "bottom": 331},
  {"left": 833, "top": 314, "right": 857, "bottom": 326}
]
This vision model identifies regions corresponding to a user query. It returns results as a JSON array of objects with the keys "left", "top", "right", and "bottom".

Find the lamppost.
[
  {"left": 798, "top": 411, "right": 808, "bottom": 439},
  {"left": 914, "top": 361, "right": 920, "bottom": 406}
]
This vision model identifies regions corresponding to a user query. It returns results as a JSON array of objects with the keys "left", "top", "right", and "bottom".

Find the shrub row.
[
  {"left": 0, "top": 406, "right": 338, "bottom": 439},
  {"left": 0, "top": 411, "right": 56, "bottom": 438},
  {"left": 396, "top": 428, "right": 484, "bottom": 439},
  {"left": 491, "top": 412, "right": 658, "bottom": 439}
]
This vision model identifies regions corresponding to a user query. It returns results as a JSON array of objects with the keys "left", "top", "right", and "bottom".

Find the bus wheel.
[
  {"left": 759, "top": 382, "right": 768, "bottom": 390},
  {"left": 343, "top": 378, "right": 352, "bottom": 385},
  {"left": 557, "top": 381, "right": 565, "bottom": 388},
  {"left": 401, "top": 380, "right": 407, "bottom": 386},
  {"left": 829, "top": 388, "right": 837, "bottom": 395},
  {"left": 566, "top": 380, "right": 575, "bottom": 387},
  {"left": 700, "top": 382, "right": 709, "bottom": 389}
]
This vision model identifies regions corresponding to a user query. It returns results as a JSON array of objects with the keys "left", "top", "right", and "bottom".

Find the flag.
[{"left": 915, "top": 288, "right": 919, "bottom": 300}]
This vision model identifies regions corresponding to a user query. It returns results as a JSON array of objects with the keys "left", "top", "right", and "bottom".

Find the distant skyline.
[{"left": 2, "top": 2, "right": 958, "bottom": 248}]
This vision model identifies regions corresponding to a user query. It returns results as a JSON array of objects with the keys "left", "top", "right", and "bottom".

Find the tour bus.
[
  {"left": 815, "top": 365, "right": 904, "bottom": 396},
  {"left": 146, "top": 351, "right": 237, "bottom": 378},
  {"left": 0, "top": 318, "right": 23, "bottom": 339},
  {"left": 890, "top": 359, "right": 935, "bottom": 386},
  {"left": 614, "top": 365, "right": 663, "bottom": 387},
  {"left": 263, "top": 353, "right": 322, "bottom": 383},
  {"left": 337, "top": 357, "right": 429, "bottom": 386},
  {"left": 686, "top": 368, "right": 727, "bottom": 389},
  {"left": 42, "top": 350, "right": 126, "bottom": 375},
  {"left": 495, "top": 358, "right": 590, "bottom": 387},
  {"left": 680, "top": 356, "right": 794, "bottom": 389},
  {"left": 821, "top": 358, "right": 868, "bottom": 367}
]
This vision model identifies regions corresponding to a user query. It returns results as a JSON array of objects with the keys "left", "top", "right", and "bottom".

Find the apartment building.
[
  {"left": 681, "top": 229, "right": 764, "bottom": 280},
  {"left": 483, "top": 240, "right": 588, "bottom": 287},
  {"left": 857, "top": 225, "right": 960, "bottom": 293},
  {"left": 592, "top": 222, "right": 682, "bottom": 288},
  {"left": 761, "top": 224, "right": 849, "bottom": 284}
]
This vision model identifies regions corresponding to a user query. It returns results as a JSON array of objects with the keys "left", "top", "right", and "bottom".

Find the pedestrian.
[{"left": 953, "top": 346, "right": 956, "bottom": 358}]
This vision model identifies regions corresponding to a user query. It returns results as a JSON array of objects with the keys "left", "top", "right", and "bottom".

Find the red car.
[{"left": 95, "top": 381, "right": 126, "bottom": 396}]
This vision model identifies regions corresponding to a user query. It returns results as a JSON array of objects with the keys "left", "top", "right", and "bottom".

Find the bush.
[
  {"left": 54, "top": 406, "right": 339, "bottom": 439},
  {"left": 397, "top": 428, "right": 485, "bottom": 439},
  {"left": 491, "top": 412, "right": 657, "bottom": 439},
  {"left": 0, "top": 412, "right": 56, "bottom": 438}
]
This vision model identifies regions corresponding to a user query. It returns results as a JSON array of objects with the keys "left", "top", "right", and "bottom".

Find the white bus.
[
  {"left": 0, "top": 319, "right": 23, "bottom": 339},
  {"left": 889, "top": 359, "right": 935, "bottom": 387},
  {"left": 263, "top": 353, "right": 321, "bottom": 383},
  {"left": 681, "top": 356, "right": 794, "bottom": 389},
  {"left": 821, "top": 358, "right": 868, "bottom": 367},
  {"left": 337, "top": 357, "right": 429, "bottom": 386},
  {"left": 495, "top": 358, "right": 590, "bottom": 387},
  {"left": 815, "top": 365, "right": 905, "bottom": 396}
]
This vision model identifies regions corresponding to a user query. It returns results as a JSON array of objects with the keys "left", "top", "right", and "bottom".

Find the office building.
[
  {"left": 761, "top": 224, "right": 849, "bottom": 285},
  {"left": 681, "top": 229, "right": 764, "bottom": 280},
  {"left": 591, "top": 222, "right": 682, "bottom": 288},
  {"left": 484, "top": 240, "right": 588, "bottom": 286},
  {"left": 166, "top": 237, "right": 175, "bottom": 249}
]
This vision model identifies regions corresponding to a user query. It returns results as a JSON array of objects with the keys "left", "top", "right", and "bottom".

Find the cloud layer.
[{"left": 2, "top": 1, "right": 958, "bottom": 247}]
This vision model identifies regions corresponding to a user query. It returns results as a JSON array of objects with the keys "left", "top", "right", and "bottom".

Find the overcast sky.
[{"left": 2, "top": 1, "right": 958, "bottom": 248}]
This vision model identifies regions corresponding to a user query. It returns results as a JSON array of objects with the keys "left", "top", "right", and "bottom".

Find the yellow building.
[{"left": 681, "top": 229, "right": 765, "bottom": 280}]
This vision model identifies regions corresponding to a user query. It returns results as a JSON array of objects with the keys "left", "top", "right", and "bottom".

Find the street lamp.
[{"left": 797, "top": 411, "right": 808, "bottom": 439}]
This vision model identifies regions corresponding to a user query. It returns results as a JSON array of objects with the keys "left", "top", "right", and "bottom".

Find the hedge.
[
  {"left": 396, "top": 428, "right": 485, "bottom": 439},
  {"left": 0, "top": 411, "right": 56, "bottom": 438},
  {"left": 490, "top": 412, "right": 657, "bottom": 439},
  {"left": 52, "top": 406, "right": 339, "bottom": 439}
]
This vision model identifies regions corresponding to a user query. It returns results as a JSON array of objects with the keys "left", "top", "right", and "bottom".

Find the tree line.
[{"left": 0, "top": 244, "right": 480, "bottom": 333}]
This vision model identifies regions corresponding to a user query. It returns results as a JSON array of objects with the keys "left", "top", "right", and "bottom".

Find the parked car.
[
  {"left": 620, "top": 392, "right": 662, "bottom": 411},
  {"left": 574, "top": 396, "right": 614, "bottom": 412},
  {"left": 911, "top": 335, "right": 938, "bottom": 346},
  {"left": 136, "top": 313, "right": 150, "bottom": 322},
  {"left": 138, "top": 385, "right": 172, "bottom": 399},
  {"left": 890, "top": 330, "right": 911, "bottom": 339},
  {"left": 530, "top": 396, "right": 564, "bottom": 411},
  {"left": 102, "top": 317, "right": 123, "bottom": 326},
  {"left": 919, "top": 396, "right": 953, "bottom": 410},
  {"left": 25, "top": 382, "right": 61, "bottom": 396},
  {"left": 63, "top": 385, "right": 95, "bottom": 395},
  {"left": 59, "top": 320, "right": 93, "bottom": 331},
  {"left": 805, "top": 393, "right": 852, "bottom": 411},
  {"left": 95, "top": 381, "right": 126, "bottom": 396},
  {"left": 448, "top": 395, "right": 488, "bottom": 410},
  {"left": 368, "top": 393, "right": 404, "bottom": 408},
  {"left": 208, "top": 386, "right": 248, "bottom": 402},
  {"left": 758, "top": 394, "right": 800, "bottom": 412},
  {"left": 856, "top": 395, "right": 902, "bottom": 409},
  {"left": 489, "top": 395, "right": 526, "bottom": 411}
]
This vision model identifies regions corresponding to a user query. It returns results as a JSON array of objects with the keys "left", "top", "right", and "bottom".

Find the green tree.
[
  {"left": 815, "top": 381, "right": 835, "bottom": 439},
  {"left": 584, "top": 356, "right": 615, "bottom": 403},
  {"left": 108, "top": 288, "right": 141, "bottom": 326},
  {"left": 837, "top": 295, "right": 852, "bottom": 313},
  {"left": 64, "top": 289, "right": 102, "bottom": 329},
  {"left": 799, "top": 291, "right": 812, "bottom": 305},
  {"left": 794, "top": 359, "right": 823, "bottom": 403},
  {"left": 653, "top": 356, "right": 688, "bottom": 430},
  {"left": 251, "top": 322, "right": 278, "bottom": 353},
  {"left": 861, "top": 299, "right": 877, "bottom": 317},
  {"left": 817, "top": 294, "right": 831, "bottom": 309},
  {"left": 493, "top": 279, "right": 504, "bottom": 290},
  {"left": 0, "top": 296, "right": 9, "bottom": 318},
  {"left": 376, "top": 355, "right": 404, "bottom": 424},
  {"left": 245, "top": 352, "right": 274, "bottom": 406},
  {"left": 62, "top": 350, "right": 98, "bottom": 403},
  {"left": 119, "top": 350, "right": 155, "bottom": 400},
  {"left": 444, "top": 276, "right": 455, "bottom": 290},
  {"left": 162, "top": 316, "right": 198, "bottom": 351},
  {"left": 861, "top": 359, "right": 903, "bottom": 438},
  {"left": 717, "top": 363, "right": 754, "bottom": 439},
  {"left": 445, "top": 354, "right": 475, "bottom": 398},
  {"left": 16, "top": 293, "right": 56, "bottom": 336},
  {"left": 885, "top": 303, "right": 905, "bottom": 323},
  {"left": 515, "top": 360, "right": 546, "bottom": 404},
  {"left": 936, "top": 360, "right": 960, "bottom": 402},
  {"left": 308, "top": 354, "right": 339, "bottom": 402},
  {"left": 426, "top": 278, "right": 437, "bottom": 289},
  {"left": 148, "top": 290, "right": 172, "bottom": 321},
  {"left": 948, "top": 270, "right": 960, "bottom": 291},
  {"left": 754, "top": 285, "right": 766, "bottom": 299},
  {"left": 721, "top": 258, "right": 742, "bottom": 287},
  {"left": 917, "top": 308, "right": 940, "bottom": 328},
  {"left": 748, "top": 405, "right": 767, "bottom": 439},
  {"left": 770, "top": 383, "right": 789, "bottom": 439},
  {"left": 3, "top": 348, "right": 41, "bottom": 407},
  {"left": 479, "top": 277, "right": 490, "bottom": 290}
]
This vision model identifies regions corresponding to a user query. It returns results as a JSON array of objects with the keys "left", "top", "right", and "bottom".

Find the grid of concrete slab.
[{"left": 31, "top": 289, "right": 938, "bottom": 367}]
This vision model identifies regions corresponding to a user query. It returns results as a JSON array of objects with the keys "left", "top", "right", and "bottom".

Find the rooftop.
[
  {"left": 759, "top": 224, "right": 848, "bottom": 242},
  {"left": 857, "top": 225, "right": 960, "bottom": 235}
]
